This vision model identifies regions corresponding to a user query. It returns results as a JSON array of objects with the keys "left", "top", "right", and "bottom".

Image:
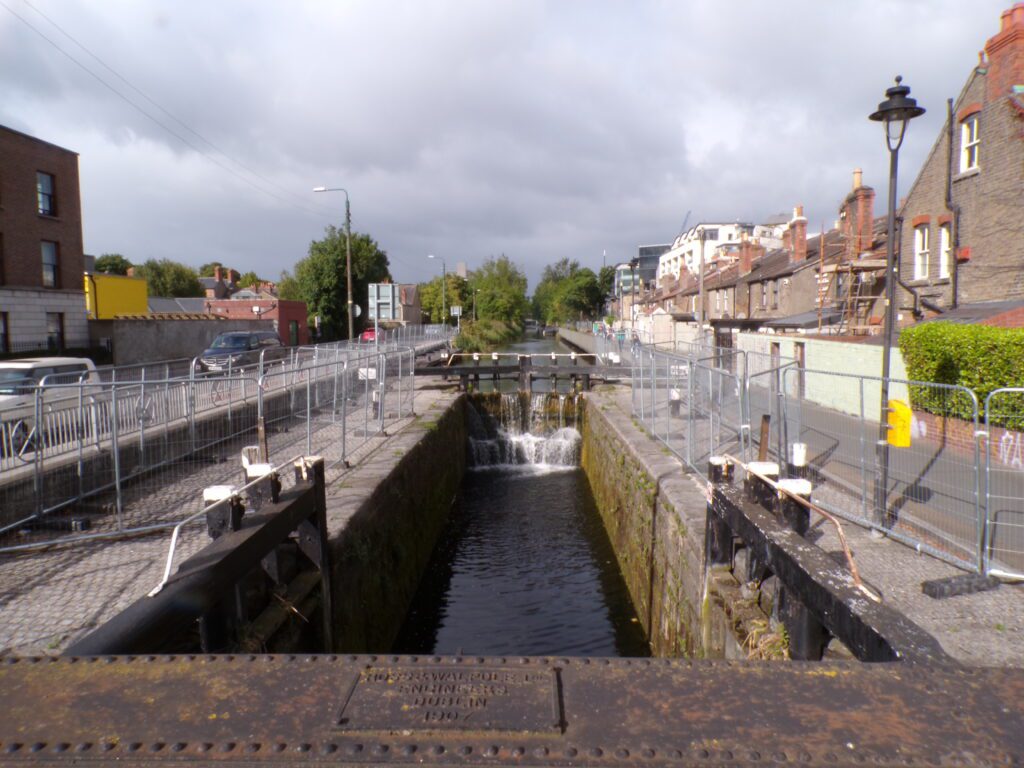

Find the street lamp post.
[
  {"left": 312, "top": 186, "right": 355, "bottom": 341},
  {"left": 473, "top": 289, "right": 480, "bottom": 322},
  {"left": 428, "top": 254, "right": 446, "bottom": 326},
  {"left": 868, "top": 75, "right": 925, "bottom": 528}
]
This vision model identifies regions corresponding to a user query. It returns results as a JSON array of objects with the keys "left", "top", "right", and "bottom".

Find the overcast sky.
[{"left": 0, "top": 0, "right": 1009, "bottom": 290}]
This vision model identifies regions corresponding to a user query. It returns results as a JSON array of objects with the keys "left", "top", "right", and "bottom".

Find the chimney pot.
[{"left": 853, "top": 168, "right": 863, "bottom": 189}]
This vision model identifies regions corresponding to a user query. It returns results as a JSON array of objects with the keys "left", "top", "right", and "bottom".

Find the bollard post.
[
  {"left": 775, "top": 478, "right": 813, "bottom": 537},
  {"left": 789, "top": 441, "right": 808, "bottom": 479},
  {"left": 705, "top": 457, "right": 734, "bottom": 567},
  {"left": 744, "top": 460, "right": 779, "bottom": 510}
]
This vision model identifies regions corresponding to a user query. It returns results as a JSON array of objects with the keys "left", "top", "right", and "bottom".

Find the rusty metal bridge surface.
[{"left": 1, "top": 655, "right": 1022, "bottom": 765}]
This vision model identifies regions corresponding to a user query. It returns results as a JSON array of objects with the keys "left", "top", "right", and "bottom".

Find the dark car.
[{"left": 198, "top": 331, "right": 285, "bottom": 372}]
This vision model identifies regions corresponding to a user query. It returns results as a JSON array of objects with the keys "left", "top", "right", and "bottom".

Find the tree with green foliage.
[
  {"left": 420, "top": 273, "right": 469, "bottom": 325},
  {"left": 94, "top": 253, "right": 132, "bottom": 275},
  {"left": 198, "top": 261, "right": 229, "bottom": 278},
  {"left": 531, "top": 258, "right": 603, "bottom": 324},
  {"left": 134, "top": 259, "right": 203, "bottom": 297},
  {"left": 237, "top": 271, "right": 261, "bottom": 289},
  {"left": 470, "top": 255, "right": 530, "bottom": 327},
  {"left": 598, "top": 265, "right": 616, "bottom": 301},
  {"left": 281, "top": 227, "right": 391, "bottom": 340}
]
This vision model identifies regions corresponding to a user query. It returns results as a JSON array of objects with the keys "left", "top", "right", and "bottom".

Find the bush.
[
  {"left": 454, "top": 319, "right": 522, "bottom": 353},
  {"left": 899, "top": 322, "right": 1024, "bottom": 427}
]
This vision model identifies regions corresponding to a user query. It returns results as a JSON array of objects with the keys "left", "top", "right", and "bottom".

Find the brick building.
[
  {"left": 896, "top": 3, "right": 1024, "bottom": 315},
  {"left": 0, "top": 125, "right": 89, "bottom": 354},
  {"left": 205, "top": 298, "right": 310, "bottom": 346}
]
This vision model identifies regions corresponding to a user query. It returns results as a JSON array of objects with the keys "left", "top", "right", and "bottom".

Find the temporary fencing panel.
[{"left": 984, "top": 389, "right": 1024, "bottom": 576}]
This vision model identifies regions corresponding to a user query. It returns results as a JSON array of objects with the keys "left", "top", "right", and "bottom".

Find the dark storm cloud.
[{"left": 0, "top": 0, "right": 1009, "bottom": 288}]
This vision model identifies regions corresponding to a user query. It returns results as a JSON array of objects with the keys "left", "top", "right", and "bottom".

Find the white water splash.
[{"left": 468, "top": 394, "right": 581, "bottom": 469}]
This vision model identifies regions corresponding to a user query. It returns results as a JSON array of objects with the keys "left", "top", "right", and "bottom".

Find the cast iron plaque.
[{"left": 337, "top": 665, "right": 561, "bottom": 733}]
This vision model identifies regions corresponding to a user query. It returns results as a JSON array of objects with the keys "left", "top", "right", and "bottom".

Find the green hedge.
[{"left": 898, "top": 322, "right": 1024, "bottom": 427}]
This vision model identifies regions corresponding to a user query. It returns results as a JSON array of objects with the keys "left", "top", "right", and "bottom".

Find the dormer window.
[{"left": 960, "top": 115, "right": 979, "bottom": 172}]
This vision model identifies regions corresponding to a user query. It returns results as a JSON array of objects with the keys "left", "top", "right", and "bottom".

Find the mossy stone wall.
[{"left": 325, "top": 394, "right": 467, "bottom": 652}]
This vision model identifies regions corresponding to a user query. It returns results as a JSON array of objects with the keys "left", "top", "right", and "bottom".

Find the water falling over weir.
[
  {"left": 393, "top": 392, "right": 649, "bottom": 657},
  {"left": 466, "top": 392, "right": 583, "bottom": 468}
]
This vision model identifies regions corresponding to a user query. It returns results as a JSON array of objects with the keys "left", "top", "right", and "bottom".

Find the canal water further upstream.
[{"left": 393, "top": 336, "right": 649, "bottom": 657}]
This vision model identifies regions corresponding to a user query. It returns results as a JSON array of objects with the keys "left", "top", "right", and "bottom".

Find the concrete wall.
[
  {"left": 736, "top": 332, "right": 908, "bottom": 420},
  {"left": 91, "top": 318, "right": 274, "bottom": 365}
]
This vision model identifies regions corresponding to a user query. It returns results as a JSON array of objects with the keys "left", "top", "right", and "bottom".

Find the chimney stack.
[
  {"left": 985, "top": 3, "right": 1024, "bottom": 101},
  {"left": 789, "top": 205, "right": 808, "bottom": 264},
  {"left": 214, "top": 266, "right": 223, "bottom": 282},
  {"left": 738, "top": 233, "right": 764, "bottom": 276}
]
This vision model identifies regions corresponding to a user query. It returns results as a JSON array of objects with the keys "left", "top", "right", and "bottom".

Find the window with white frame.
[
  {"left": 761, "top": 282, "right": 768, "bottom": 308},
  {"left": 960, "top": 116, "right": 979, "bottom": 172},
  {"left": 914, "top": 225, "right": 930, "bottom": 280},
  {"left": 939, "top": 224, "right": 952, "bottom": 279},
  {"left": 715, "top": 291, "right": 721, "bottom": 312}
]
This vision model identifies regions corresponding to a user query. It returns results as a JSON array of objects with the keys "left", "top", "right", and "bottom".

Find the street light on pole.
[
  {"left": 473, "top": 289, "right": 480, "bottom": 322},
  {"left": 312, "top": 186, "right": 355, "bottom": 342},
  {"left": 428, "top": 254, "right": 446, "bottom": 326},
  {"left": 868, "top": 75, "right": 925, "bottom": 529}
]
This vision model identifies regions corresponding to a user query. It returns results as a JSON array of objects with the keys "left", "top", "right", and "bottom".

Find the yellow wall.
[{"left": 84, "top": 273, "right": 149, "bottom": 320}]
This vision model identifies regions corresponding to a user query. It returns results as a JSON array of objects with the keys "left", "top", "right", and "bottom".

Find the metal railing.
[
  {"left": 626, "top": 337, "right": 1024, "bottom": 578},
  {"left": 0, "top": 327, "right": 451, "bottom": 551}
]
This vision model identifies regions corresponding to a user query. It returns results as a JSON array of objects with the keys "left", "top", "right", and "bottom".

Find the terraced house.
[{"left": 896, "top": 3, "right": 1024, "bottom": 316}]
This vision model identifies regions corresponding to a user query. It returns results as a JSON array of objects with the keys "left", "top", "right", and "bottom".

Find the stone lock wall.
[
  {"left": 580, "top": 392, "right": 759, "bottom": 658},
  {"left": 325, "top": 394, "right": 468, "bottom": 652}
]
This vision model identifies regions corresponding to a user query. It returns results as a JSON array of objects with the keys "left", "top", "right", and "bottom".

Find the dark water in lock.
[{"left": 393, "top": 341, "right": 650, "bottom": 656}]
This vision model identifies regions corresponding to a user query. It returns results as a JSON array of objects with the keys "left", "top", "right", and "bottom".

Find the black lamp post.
[{"left": 868, "top": 75, "right": 925, "bottom": 528}]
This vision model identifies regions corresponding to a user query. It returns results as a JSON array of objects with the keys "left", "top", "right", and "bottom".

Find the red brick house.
[
  {"left": 896, "top": 3, "right": 1024, "bottom": 316},
  {"left": 0, "top": 125, "right": 89, "bottom": 354},
  {"left": 205, "top": 299, "right": 310, "bottom": 346}
]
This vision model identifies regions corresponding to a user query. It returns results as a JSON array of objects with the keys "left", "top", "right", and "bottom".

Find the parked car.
[
  {"left": 0, "top": 357, "right": 100, "bottom": 458},
  {"left": 359, "top": 328, "right": 377, "bottom": 343},
  {"left": 198, "top": 331, "right": 285, "bottom": 373}
]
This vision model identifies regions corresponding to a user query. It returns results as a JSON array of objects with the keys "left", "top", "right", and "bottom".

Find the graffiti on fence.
[{"left": 998, "top": 429, "right": 1024, "bottom": 471}]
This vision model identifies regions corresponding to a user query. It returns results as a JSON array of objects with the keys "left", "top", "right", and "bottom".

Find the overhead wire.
[
  {"left": 2, "top": 0, "right": 435, "bottom": 281},
  {"left": 1, "top": 0, "right": 334, "bottom": 220}
]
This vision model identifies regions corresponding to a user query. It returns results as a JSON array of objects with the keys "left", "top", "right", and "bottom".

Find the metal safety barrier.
[
  {"left": 626, "top": 337, "right": 1024, "bottom": 578},
  {"left": 0, "top": 327, "right": 451, "bottom": 552}
]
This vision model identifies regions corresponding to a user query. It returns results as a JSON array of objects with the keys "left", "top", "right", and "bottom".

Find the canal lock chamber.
[{"left": 392, "top": 392, "right": 649, "bottom": 657}]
